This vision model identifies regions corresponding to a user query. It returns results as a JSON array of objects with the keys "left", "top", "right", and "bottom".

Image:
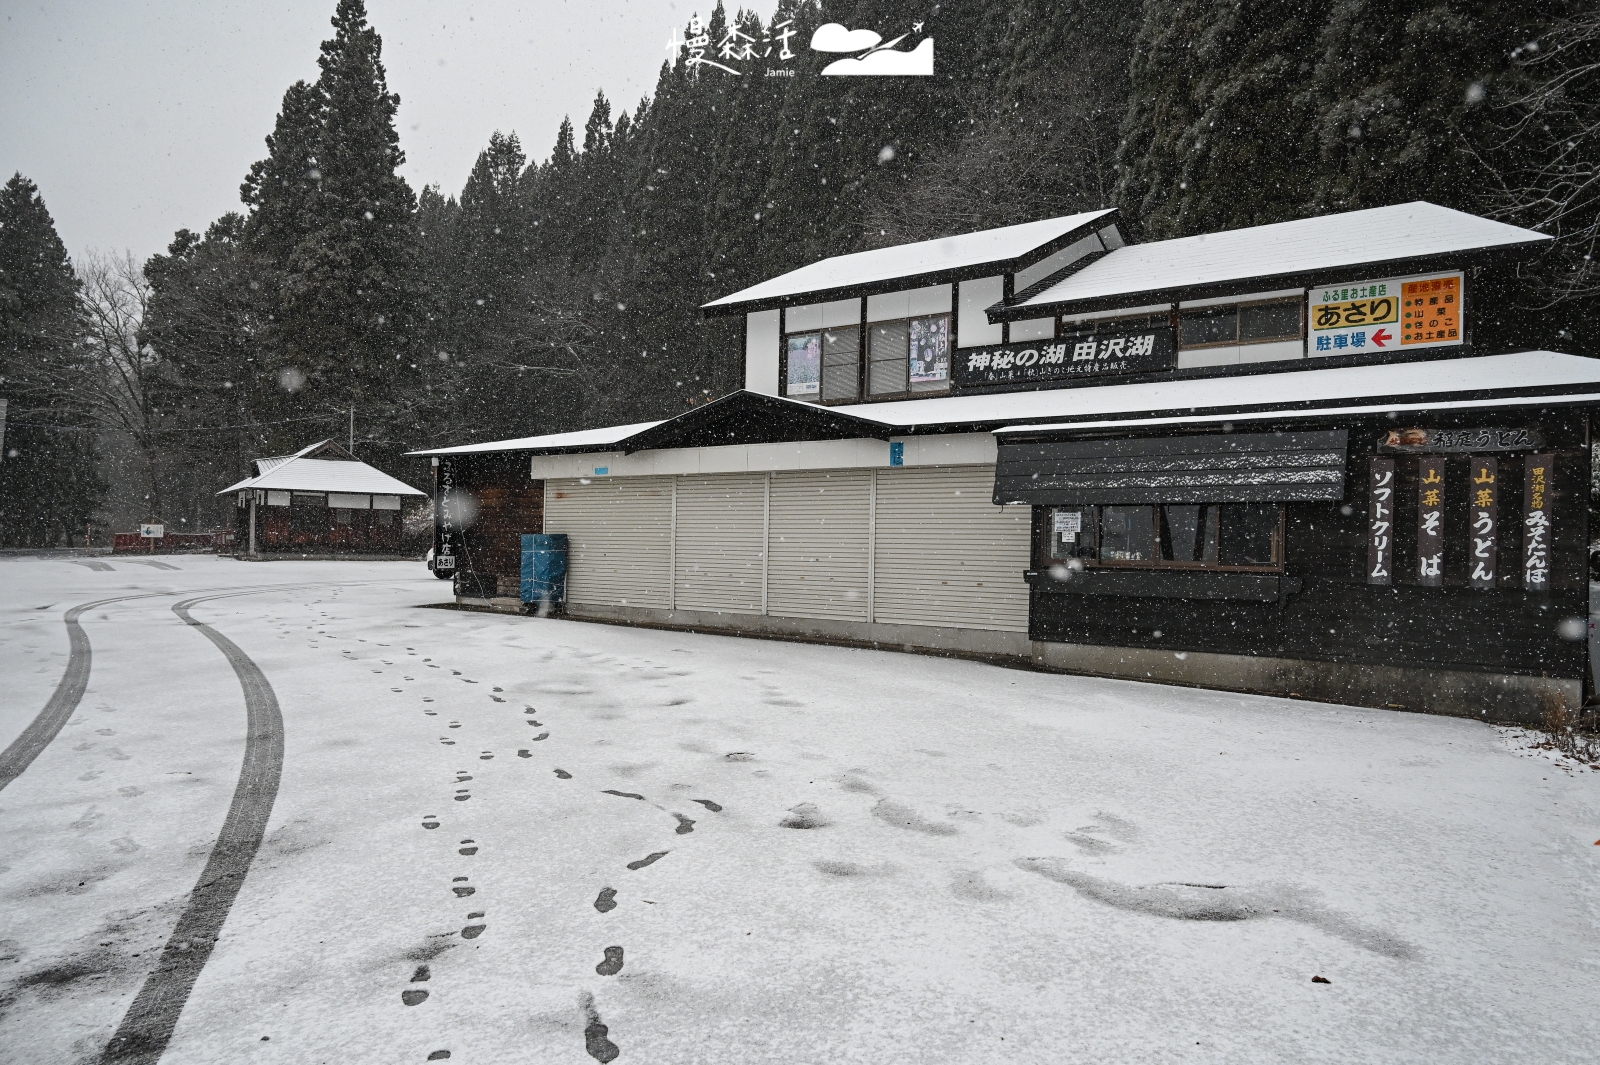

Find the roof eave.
[
  {"left": 699, "top": 211, "right": 1119, "bottom": 318},
  {"left": 988, "top": 237, "right": 1553, "bottom": 323},
  {"left": 620, "top": 390, "right": 892, "bottom": 453}
]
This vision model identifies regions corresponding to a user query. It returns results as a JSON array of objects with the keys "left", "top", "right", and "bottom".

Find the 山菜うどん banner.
[{"left": 1309, "top": 271, "right": 1464, "bottom": 355}]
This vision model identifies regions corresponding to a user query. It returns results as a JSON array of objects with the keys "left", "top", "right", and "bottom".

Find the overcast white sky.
[{"left": 0, "top": 1, "right": 780, "bottom": 263}]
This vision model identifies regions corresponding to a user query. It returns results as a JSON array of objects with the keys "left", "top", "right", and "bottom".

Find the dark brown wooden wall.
[
  {"left": 1030, "top": 408, "right": 1591, "bottom": 680},
  {"left": 450, "top": 454, "right": 544, "bottom": 593}
]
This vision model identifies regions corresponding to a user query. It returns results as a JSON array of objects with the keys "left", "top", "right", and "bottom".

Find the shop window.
[
  {"left": 820, "top": 327, "right": 861, "bottom": 403},
  {"left": 1179, "top": 299, "right": 1302, "bottom": 349},
  {"left": 1100, "top": 505, "right": 1156, "bottom": 561},
  {"left": 333, "top": 508, "right": 353, "bottom": 525},
  {"left": 1240, "top": 301, "right": 1301, "bottom": 342},
  {"left": 1040, "top": 504, "right": 1281, "bottom": 570},
  {"left": 374, "top": 509, "right": 396, "bottom": 526},
  {"left": 869, "top": 320, "right": 909, "bottom": 395},
  {"left": 867, "top": 314, "right": 950, "bottom": 398}
]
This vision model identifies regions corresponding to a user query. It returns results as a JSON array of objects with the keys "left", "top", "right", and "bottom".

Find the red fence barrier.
[{"left": 112, "top": 532, "right": 220, "bottom": 554}]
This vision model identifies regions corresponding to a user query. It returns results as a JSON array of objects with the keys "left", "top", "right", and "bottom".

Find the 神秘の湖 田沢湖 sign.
[{"left": 955, "top": 325, "right": 1175, "bottom": 386}]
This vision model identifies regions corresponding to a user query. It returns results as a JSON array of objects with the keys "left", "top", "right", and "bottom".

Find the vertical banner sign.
[
  {"left": 1368, "top": 458, "right": 1395, "bottom": 586},
  {"left": 435, "top": 458, "right": 459, "bottom": 576},
  {"left": 1523, "top": 455, "right": 1553, "bottom": 593},
  {"left": 1469, "top": 457, "right": 1497, "bottom": 589},
  {"left": 1416, "top": 457, "right": 1444, "bottom": 586}
]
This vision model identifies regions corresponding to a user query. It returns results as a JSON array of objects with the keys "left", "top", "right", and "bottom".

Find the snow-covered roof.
[
  {"left": 994, "top": 392, "right": 1600, "bottom": 434},
  {"left": 409, "top": 421, "right": 665, "bottom": 456},
  {"left": 1004, "top": 203, "right": 1550, "bottom": 317},
  {"left": 702, "top": 210, "right": 1116, "bottom": 311},
  {"left": 253, "top": 454, "right": 295, "bottom": 476},
  {"left": 401, "top": 352, "right": 1600, "bottom": 457},
  {"left": 217, "top": 440, "right": 425, "bottom": 496},
  {"left": 831, "top": 350, "right": 1599, "bottom": 429}
]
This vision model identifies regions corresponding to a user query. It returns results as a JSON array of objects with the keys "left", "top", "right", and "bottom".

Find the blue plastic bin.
[{"left": 520, "top": 533, "right": 568, "bottom": 609}]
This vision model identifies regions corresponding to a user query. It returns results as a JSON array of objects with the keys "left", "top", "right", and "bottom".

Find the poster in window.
[
  {"left": 1367, "top": 458, "right": 1394, "bottom": 585},
  {"left": 785, "top": 334, "right": 820, "bottom": 396},
  {"left": 1416, "top": 457, "right": 1444, "bottom": 586},
  {"left": 1523, "top": 455, "right": 1553, "bottom": 593},
  {"left": 908, "top": 315, "right": 950, "bottom": 384},
  {"left": 1469, "top": 457, "right": 1497, "bottom": 589}
]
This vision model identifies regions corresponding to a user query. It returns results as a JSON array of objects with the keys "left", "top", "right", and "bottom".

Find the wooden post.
[{"left": 249, "top": 496, "right": 258, "bottom": 557}]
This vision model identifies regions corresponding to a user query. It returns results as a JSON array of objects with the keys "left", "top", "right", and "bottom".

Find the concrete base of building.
[
  {"left": 557, "top": 602, "right": 1034, "bottom": 660},
  {"left": 452, "top": 597, "right": 1572, "bottom": 726},
  {"left": 235, "top": 552, "right": 424, "bottom": 562},
  {"left": 1028, "top": 641, "right": 1575, "bottom": 726},
  {"left": 455, "top": 595, "right": 527, "bottom": 615}
]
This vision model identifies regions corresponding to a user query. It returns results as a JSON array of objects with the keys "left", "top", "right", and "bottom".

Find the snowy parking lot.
[{"left": 2, "top": 555, "right": 1597, "bottom": 1064}]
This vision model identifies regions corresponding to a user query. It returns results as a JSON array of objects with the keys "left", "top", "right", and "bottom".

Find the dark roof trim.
[
  {"left": 621, "top": 390, "right": 892, "bottom": 453},
  {"left": 985, "top": 242, "right": 1547, "bottom": 323},
  {"left": 699, "top": 213, "right": 1121, "bottom": 319},
  {"left": 990, "top": 385, "right": 1600, "bottom": 439}
]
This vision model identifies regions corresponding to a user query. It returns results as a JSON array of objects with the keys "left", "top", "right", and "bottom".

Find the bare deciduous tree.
[
  {"left": 76, "top": 250, "right": 165, "bottom": 519},
  {"left": 1485, "top": 13, "right": 1600, "bottom": 303}
]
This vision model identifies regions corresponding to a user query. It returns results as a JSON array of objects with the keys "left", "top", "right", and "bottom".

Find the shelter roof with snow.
[{"left": 219, "top": 440, "right": 426, "bottom": 497}]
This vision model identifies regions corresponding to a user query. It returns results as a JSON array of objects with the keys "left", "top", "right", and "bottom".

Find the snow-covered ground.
[{"left": 1, "top": 555, "right": 1597, "bottom": 1064}]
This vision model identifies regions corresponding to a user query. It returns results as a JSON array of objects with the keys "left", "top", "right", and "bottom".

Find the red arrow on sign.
[{"left": 1371, "top": 328, "right": 1393, "bottom": 348}]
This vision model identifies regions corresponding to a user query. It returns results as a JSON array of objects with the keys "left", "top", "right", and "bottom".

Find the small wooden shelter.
[{"left": 219, "top": 440, "right": 426, "bottom": 557}]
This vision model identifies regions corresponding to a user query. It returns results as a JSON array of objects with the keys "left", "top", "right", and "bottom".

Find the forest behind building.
[{"left": 2, "top": 0, "right": 1597, "bottom": 545}]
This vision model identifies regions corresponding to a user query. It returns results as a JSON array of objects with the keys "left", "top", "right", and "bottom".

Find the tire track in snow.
[
  {"left": 0, "top": 579, "right": 392, "bottom": 795},
  {"left": 99, "top": 581, "right": 416, "bottom": 1063},
  {"left": 0, "top": 590, "right": 196, "bottom": 793},
  {"left": 0, "top": 595, "right": 115, "bottom": 792},
  {"left": 99, "top": 589, "right": 287, "bottom": 1063}
]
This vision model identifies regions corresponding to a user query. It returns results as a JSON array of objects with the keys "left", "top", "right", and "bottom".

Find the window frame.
[
  {"left": 1036, "top": 503, "right": 1285, "bottom": 573},
  {"left": 1178, "top": 297, "right": 1304, "bottom": 351},
  {"left": 811, "top": 311, "right": 951, "bottom": 405},
  {"left": 780, "top": 328, "right": 823, "bottom": 401}
]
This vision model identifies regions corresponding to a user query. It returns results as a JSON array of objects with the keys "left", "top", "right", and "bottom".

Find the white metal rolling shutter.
[
  {"left": 544, "top": 477, "right": 673, "bottom": 608},
  {"left": 674, "top": 473, "right": 766, "bottom": 615},
  {"left": 872, "top": 465, "right": 1031, "bottom": 632},
  {"left": 767, "top": 469, "right": 872, "bottom": 622}
]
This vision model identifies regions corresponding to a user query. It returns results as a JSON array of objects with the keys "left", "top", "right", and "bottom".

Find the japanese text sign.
[
  {"left": 1416, "top": 458, "right": 1444, "bottom": 586},
  {"left": 1523, "top": 455, "right": 1553, "bottom": 593},
  {"left": 1380, "top": 427, "right": 1542, "bottom": 453},
  {"left": 1367, "top": 458, "right": 1394, "bottom": 586},
  {"left": 1469, "top": 457, "right": 1497, "bottom": 589},
  {"left": 1311, "top": 271, "right": 1463, "bottom": 355},
  {"left": 956, "top": 326, "right": 1175, "bottom": 386}
]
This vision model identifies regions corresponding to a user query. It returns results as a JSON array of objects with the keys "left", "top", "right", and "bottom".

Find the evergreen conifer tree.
[
  {"left": 1115, "top": 0, "right": 1320, "bottom": 238},
  {"left": 276, "top": 0, "right": 419, "bottom": 413},
  {"left": 0, "top": 173, "right": 103, "bottom": 545}
]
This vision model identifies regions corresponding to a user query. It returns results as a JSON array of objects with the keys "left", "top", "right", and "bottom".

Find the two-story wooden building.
[{"left": 415, "top": 203, "right": 1598, "bottom": 723}]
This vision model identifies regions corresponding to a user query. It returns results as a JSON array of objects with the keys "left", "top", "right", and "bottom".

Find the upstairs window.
[
  {"left": 1178, "top": 299, "right": 1303, "bottom": 349},
  {"left": 785, "top": 332, "right": 821, "bottom": 398},
  {"left": 867, "top": 313, "right": 950, "bottom": 397},
  {"left": 821, "top": 327, "right": 862, "bottom": 403}
]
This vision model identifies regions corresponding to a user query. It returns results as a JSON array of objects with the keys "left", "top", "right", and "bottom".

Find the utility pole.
[{"left": 349, "top": 407, "right": 355, "bottom": 454}]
